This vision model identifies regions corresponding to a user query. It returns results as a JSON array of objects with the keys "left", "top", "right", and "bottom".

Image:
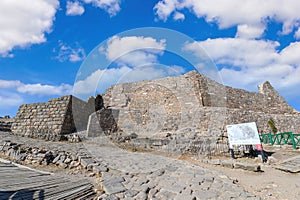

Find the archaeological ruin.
[
  {"left": 11, "top": 95, "right": 103, "bottom": 140},
  {"left": 10, "top": 70, "right": 300, "bottom": 148}
]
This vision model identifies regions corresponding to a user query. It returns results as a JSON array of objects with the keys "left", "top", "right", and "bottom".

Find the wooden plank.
[{"left": 0, "top": 161, "right": 95, "bottom": 199}]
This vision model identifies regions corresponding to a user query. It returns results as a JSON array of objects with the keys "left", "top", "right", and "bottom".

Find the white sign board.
[{"left": 226, "top": 122, "right": 261, "bottom": 146}]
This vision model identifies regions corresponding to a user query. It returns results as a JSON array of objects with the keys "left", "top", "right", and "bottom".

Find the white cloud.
[
  {"left": 17, "top": 83, "right": 72, "bottom": 96},
  {"left": 74, "top": 66, "right": 131, "bottom": 96},
  {"left": 116, "top": 51, "right": 159, "bottom": 67},
  {"left": 183, "top": 38, "right": 300, "bottom": 100},
  {"left": 101, "top": 36, "right": 166, "bottom": 67},
  {"left": 173, "top": 12, "right": 185, "bottom": 21},
  {"left": 184, "top": 38, "right": 279, "bottom": 68},
  {"left": 0, "top": 80, "right": 72, "bottom": 115},
  {"left": 279, "top": 42, "right": 300, "bottom": 65},
  {"left": 0, "top": 80, "right": 22, "bottom": 88},
  {"left": 0, "top": 0, "right": 59, "bottom": 56},
  {"left": 0, "top": 92, "right": 23, "bottom": 108},
  {"left": 236, "top": 24, "right": 265, "bottom": 39},
  {"left": 154, "top": 0, "right": 300, "bottom": 38},
  {"left": 54, "top": 41, "right": 86, "bottom": 62},
  {"left": 72, "top": 35, "right": 186, "bottom": 98},
  {"left": 0, "top": 79, "right": 72, "bottom": 96},
  {"left": 295, "top": 27, "right": 300, "bottom": 39},
  {"left": 66, "top": 1, "right": 85, "bottom": 16},
  {"left": 154, "top": 0, "right": 177, "bottom": 21},
  {"left": 83, "top": 0, "right": 121, "bottom": 16}
]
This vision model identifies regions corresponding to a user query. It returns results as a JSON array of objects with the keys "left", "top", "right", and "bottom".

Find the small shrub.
[{"left": 268, "top": 118, "right": 278, "bottom": 134}]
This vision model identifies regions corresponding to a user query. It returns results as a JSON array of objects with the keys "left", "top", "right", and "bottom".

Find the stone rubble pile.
[
  {"left": 0, "top": 140, "right": 107, "bottom": 177},
  {"left": 198, "top": 158, "right": 262, "bottom": 172},
  {"left": 0, "top": 132, "right": 261, "bottom": 199},
  {"left": 0, "top": 119, "right": 13, "bottom": 132}
]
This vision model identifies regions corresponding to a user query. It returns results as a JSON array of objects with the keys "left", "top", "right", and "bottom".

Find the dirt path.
[
  {"left": 185, "top": 145, "right": 300, "bottom": 200},
  {"left": 192, "top": 161, "right": 300, "bottom": 200}
]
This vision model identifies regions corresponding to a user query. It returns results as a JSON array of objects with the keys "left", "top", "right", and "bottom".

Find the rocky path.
[
  {"left": 83, "top": 137, "right": 258, "bottom": 199},
  {"left": 0, "top": 132, "right": 300, "bottom": 200}
]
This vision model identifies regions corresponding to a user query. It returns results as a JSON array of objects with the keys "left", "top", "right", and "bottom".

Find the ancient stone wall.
[
  {"left": 87, "top": 108, "right": 119, "bottom": 137},
  {"left": 12, "top": 96, "right": 72, "bottom": 136},
  {"left": 100, "top": 70, "right": 299, "bottom": 139},
  {"left": 189, "top": 107, "right": 300, "bottom": 135},
  {"left": 225, "top": 81, "right": 293, "bottom": 114},
  {"left": 186, "top": 71, "right": 294, "bottom": 113},
  {"left": 10, "top": 70, "right": 299, "bottom": 142},
  {"left": 11, "top": 95, "right": 101, "bottom": 137},
  {"left": 0, "top": 118, "right": 13, "bottom": 132},
  {"left": 71, "top": 95, "right": 102, "bottom": 132}
]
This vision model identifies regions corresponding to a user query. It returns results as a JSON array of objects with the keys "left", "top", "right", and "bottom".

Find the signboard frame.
[{"left": 226, "top": 122, "right": 261, "bottom": 146}]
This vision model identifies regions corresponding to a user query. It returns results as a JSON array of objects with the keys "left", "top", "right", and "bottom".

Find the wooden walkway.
[{"left": 0, "top": 161, "right": 95, "bottom": 200}]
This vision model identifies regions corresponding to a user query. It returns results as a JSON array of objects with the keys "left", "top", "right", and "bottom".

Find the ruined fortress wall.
[
  {"left": 104, "top": 72, "right": 203, "bottom": 112},
  {"left": 225, "top": 82, "right": 294, "bottom": 114},
  {"left": 188, "top": 71, "right": 294, "bottom": 114},
  {"left": 103, "top": 72, "right": 204, "bottom": 137},
  {"left": 104, "top": 70, "right": 294, "bottom": 115},
  {"left": 101, "top": 70, "right": 298, "bottom": 138},
  {"left": 110, "top": 106, "right": 300, "bottom": 138},
  {"left": 12, "top": 96, "right": 72, "bottom": 136},
  {"left": 0, "top": 119, "right": 13, "bottom": 132},
  {"left": 193, "top": 107, "right": 300, "bottom": 135},
  {"left": 11, "top": 70, "right": 298, "bottom": 139},
  {"left": 11, "top": 95, "right": 99, "bottom": 136},
  {"left": 71, "top": 96, "right": 101, "bottom": 132},
  {"left": 225, "top": 109, "right": 300, "bottom": 133}
]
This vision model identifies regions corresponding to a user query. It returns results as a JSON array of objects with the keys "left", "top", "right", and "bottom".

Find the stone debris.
[
  {"left": 199, "top": 158, "right": 262, "bottom": 172},
  {"left": 0, "top": 138, "right": 101, "bottom": 176},
  {"left": 0, "top": 132, "right": 262, "bottom": 199},
  {"left": 0, "top": 119, "right": 13, "bottom": 132},
  {"left": 275, "top": 155, "right": 300, "bottom": 173},
  {"left": 234, "top": 162, "right": 261, "bottom": 172}
]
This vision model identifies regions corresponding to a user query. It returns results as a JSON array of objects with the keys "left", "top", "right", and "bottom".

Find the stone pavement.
[
  {"left": 84, "top": 136, "right": 259, "bottom": 199},
  {"left": 0, "top": 132, "right": 260, "bottom": 199},
  {"left": 275, "top": 155, "right": 300, "bottom": 173}
]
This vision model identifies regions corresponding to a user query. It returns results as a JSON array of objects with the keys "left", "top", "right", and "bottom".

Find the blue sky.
[{"left": 1, "top": 0, "right": 300, "bottom": 117}]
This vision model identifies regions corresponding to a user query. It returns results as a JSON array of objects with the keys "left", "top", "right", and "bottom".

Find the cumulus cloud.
[
  {"left": 0, "top": 80, "right": 22, "bottom": 88},
  {"left": 295, "top": 27, "right": 300, "bottom": 39},
  {"left": 183, "top": 38, "right": 300, "bottom": 99},
  {"left": 0, "top": 92, "right": 23, "bottom": 108},
  {"left": 74, "top": 66, "right": 131, "bottom": 96},
  {"left": 154, "top": 0, "right": 177, "bottom": 21},
  {"left": 101, "top": 36, "right": 166, "bottom": 67},
  {"left": 54, "top": 41, "right": 86, "bottom": 62},
  {"left": 17, "top": 83, "right": 72, "bottom": 96},
  {"left": 66, "top": 1, "right": 85, "bottom": 16},
  {"left": 0, "top": 79, "right": 72, "bottom": 96},
  {"left": 279, "top": 42, "right": 300, "bottom": 65},
  {"left": 236, "top": 24, "right": 265, "bottom": 39},
  {"left": 173, "top": 12, "right": 185, "bottom": 21},
  {"left": 83, "top": 0, "right": 121, "bottom": 16},
  {"left": 184, "top": 38, "right": 280, "bottom": 68},
  {"left": 72, "top": 35, "right": 187, "bottom": 98},
  {"left": 0, "top": 80, "right": 72, "bottom": 115},
  {"left": 0, "top": 0, "right": 59, "bottom": 56},
  {"left": 154, "top": 0, "right": 300, "bottom": 38}
]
